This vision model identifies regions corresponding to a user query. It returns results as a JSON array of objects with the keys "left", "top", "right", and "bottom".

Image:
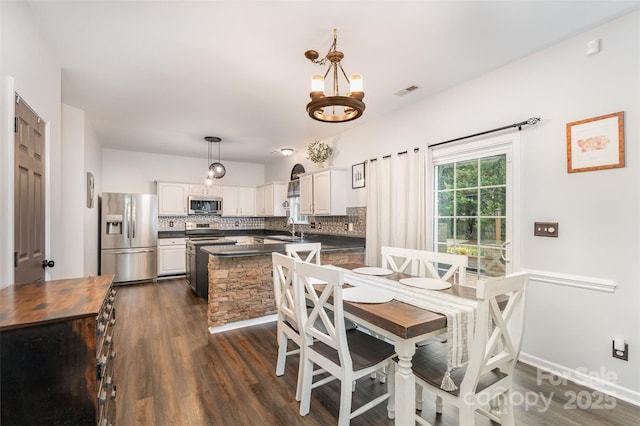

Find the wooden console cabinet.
[{"left": 0, "top": 275, "right": 117, "bottom": 425}]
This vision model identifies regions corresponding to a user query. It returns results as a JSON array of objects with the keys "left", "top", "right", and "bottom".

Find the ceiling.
[{"left": 26, "top": 0, "right": 639, "bottom": 164}]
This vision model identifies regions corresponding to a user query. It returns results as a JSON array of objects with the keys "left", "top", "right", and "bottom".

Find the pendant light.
[{"left": 204, "top": 136, "right": 225, "bottom": 185}]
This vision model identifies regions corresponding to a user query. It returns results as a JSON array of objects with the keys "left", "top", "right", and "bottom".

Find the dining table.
[{"left": 332, "top": 263, "right": 480, "bottom": 426}]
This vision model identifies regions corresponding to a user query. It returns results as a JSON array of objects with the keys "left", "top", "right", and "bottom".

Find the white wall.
[
  {"left": 60, "top": 104, "right": 102, "bottom": 278},
  {"left": 84, "top": 116, "right": 102, "bottom": 276},
  {"left": 102, "top": 149, "right": 265, "bottom": 194},
  {"left": 0, "top": 1, "right": 63, "bottom": 285},
  {"left": 60, "top": 104, "right": 85, "bottom": 279},
  {"left": 267, "top": 12, "right": 640, "bottom": 397}
]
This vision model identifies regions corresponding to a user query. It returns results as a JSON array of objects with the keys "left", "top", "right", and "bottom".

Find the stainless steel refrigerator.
[{"left": 100, "top": 192, "right": 158, "bottom": 284}]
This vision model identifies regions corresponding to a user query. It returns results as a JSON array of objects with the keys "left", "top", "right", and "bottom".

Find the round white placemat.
[
  {"left": 399, "top": 277, "right": 452, "bottom": 290},
  {"left": 352, "top": 267, "right": 394, "bottom": 276}
]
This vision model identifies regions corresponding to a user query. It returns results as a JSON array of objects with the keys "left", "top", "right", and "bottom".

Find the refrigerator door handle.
[
  {"left": 131, "top": 199, "right": 136, "bottom": 239},
  {"left": 125, "top": 202, "right": 131, "bottom": 239},
  {"left": 106, "top": 249, "right": 156, "bottom": 254}
]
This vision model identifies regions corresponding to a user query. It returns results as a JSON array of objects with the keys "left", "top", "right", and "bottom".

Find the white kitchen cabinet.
[
  {"left": 189, "top": 184, "right": 222, "bottom": 197},
  {"left": 157, "top": 182, "right": 189, "bottom": 216},
  {"left": 157, "top": 238, "right": 187, "bottom": 276},
  {"left": 256, "top": 182, "right": 287, "bottom": 216},
  {"left": 299, "top": 169, "right": 347, "bottom": 216},
  {"left": 222, "top": 186, "right": 256, "bottom": 216}
]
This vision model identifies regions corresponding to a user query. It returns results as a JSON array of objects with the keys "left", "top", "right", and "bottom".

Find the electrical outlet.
[
  {"left": 169, "top": 221, "right": 174, "bottom": 228},
  {"left": 318, "top": 222, "right": 322, "bottom": 230},
  {"left": 234, "top": 221, "right": 239, "bottom": 227},
  {"left": 612, "top": 340, "right": 629, "bottom": 361},
  {"left": 534, "top": 222, "right": 558, "bottom": 237},
  {"left": 344, "top": 223, "right": 348, "bottom": 231},
  {"left": 310, "top": 222, "right": 316, "bottom": 229}
]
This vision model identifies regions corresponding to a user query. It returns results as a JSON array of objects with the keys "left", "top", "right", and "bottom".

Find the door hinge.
[
  {"left": 14, "top": 117, "right": 18, "bottom": 133},
  {"left": 14, "top": 251, "right": 18, "bottom": 267}
]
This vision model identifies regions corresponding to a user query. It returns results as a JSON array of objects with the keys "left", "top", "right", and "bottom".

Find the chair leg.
[
  {"left": 435, "top": 396, "right": 443, "bottom": 414},
  {"left": 295, "top": 350, "right": 304, "bottom": 401},
  {"left": 338, "top": 377, "right": 354, "bottom": 426},
  {"left": 459, "top": 405, "right": 475, "bottom": 425},
  {"left": 275, "top": 331, "right": 287, "bottom": 376},
  {"left": 299, "top": 356, "right": 314, "bottom": 416},
  {"left": 499, "top": 391, "right": 515, "bottom": 426}
]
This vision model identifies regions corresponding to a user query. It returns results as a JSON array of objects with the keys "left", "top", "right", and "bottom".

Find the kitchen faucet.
[{"left": 288, "top": 217, "right": 296, "bottom": 237}]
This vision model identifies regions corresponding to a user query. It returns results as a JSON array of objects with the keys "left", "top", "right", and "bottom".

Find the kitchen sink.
[{"left": 266, "top": 235, "right": 305, "bottom": 243}]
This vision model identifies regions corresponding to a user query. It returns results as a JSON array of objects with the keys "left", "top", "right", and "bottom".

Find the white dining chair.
[
  {"left": 381, "top": 246, "right": 468, "bottom": 285},
  {"left": 296, "top": 261, "right": 396, "bottom": 425},
  {"left": 286, "top": 242, "right": 322, "bottom": 264},
  {"left": 272, "top": 252, "right": 305, "bottom": 401},
  {"left": 412, "top": 272, "right": 529, "bottom": 426}
]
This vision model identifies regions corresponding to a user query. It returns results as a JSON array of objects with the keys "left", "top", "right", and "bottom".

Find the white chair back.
[
  {"left": 295, "top": 262, "right": 351, "bottom": 372},
  {"left": 460, "top": 272, "right": 528, "bottom": 396},
  {"left": 272, "top": 252, "right": 299, "bottom": 331},
  {"left": 380, "top": 246, "right": 421, "bottom": 275},
  {"left": 419, "top": 250, "right": 468, "bottom": 286},
  {"left": 381, "top": 246, "right": 468, "bottom": 285},
  {"left": 286, "top": 242, "right": 322, "bottom": 264}
]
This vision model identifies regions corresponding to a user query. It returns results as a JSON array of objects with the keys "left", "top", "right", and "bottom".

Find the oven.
[{"left": 185, "top": 222, "right": 234, "bottom": 298}]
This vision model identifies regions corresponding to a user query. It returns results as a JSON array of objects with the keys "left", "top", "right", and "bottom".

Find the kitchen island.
[{"left": 201, "top": 235, "right": 365, "bottom": 328}]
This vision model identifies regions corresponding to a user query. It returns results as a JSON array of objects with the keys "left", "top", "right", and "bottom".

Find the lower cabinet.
[
  {"left": 158, "top": 238, "right": 186, "bottom": 276},
  {"left": 0, "top": 276, "right": 117, "bottom": 425}
]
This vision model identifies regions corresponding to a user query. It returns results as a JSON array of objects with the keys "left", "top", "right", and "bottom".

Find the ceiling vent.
[{"left": 394, "top": 85, "right": 420, "bottom": 96}]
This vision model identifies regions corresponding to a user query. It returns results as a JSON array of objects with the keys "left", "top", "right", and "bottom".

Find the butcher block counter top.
[{"left": 0, "top": 275, "right": 115, "bottom": 331}]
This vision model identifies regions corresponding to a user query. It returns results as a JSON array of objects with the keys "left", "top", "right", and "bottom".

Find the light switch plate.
[{"left": 534, "top": 222, "right": 558, "bottom": 237}]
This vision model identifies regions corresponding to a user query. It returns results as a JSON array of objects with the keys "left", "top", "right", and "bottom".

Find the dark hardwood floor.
[{"left": 114, "top": 278, "right": 639, "bottom": 425}]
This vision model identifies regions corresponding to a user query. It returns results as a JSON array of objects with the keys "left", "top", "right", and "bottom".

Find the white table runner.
[{"left": 341, "top": 268, "right": 477, "bottom": 390}]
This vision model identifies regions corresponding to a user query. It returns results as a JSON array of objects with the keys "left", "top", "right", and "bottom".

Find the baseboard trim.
[
  {"left": 208, "top": 314, "right": 277, "bottom": 334},
  {"left": 519, "top": 352, "right": 640, "bottom": 407},
  {"left": 521, "top": 268, "right": 616, "bottom": 293}
]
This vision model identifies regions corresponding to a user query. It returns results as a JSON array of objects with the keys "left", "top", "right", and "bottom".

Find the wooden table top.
[
  {"left": 0, "top": 275, "right": 114, "bottom": 331},
  {"left": 335, "top": 263, "right": 478, "bottom": 340}
]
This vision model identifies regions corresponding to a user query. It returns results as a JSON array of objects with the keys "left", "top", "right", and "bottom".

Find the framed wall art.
[
  {"left": 352, "top": 162, "right": 365, "bottom": 189},
  {"left": 566, "top": 111, "right": 624, "bottom": 173}
]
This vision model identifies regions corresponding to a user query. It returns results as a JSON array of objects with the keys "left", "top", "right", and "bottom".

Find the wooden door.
[{"left": 14, "top": 95, "right": 46, "bottom": 284}]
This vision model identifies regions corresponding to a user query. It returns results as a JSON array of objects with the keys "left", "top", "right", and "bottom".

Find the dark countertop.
[{"left": 201, "top": 234, "right": 365, "bottom": 257}]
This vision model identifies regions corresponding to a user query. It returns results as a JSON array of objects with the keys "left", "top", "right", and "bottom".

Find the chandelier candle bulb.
[
  {"left": 311, "top": 75, "right": 325, "bottom": 93},
  {"left": 350, "top": 74, "right": 363, "bottom": 93}
]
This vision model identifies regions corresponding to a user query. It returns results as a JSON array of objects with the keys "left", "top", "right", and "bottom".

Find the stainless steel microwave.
[{"left": 188, "top": 195, "right": 223, "bottom": 215}]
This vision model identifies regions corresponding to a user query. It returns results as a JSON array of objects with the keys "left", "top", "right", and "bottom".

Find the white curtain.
[{"left": 366, "top": 148, "right": 428, "bottom": 266}]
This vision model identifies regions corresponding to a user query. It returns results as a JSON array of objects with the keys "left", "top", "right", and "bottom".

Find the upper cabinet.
[
  {"left": 157, "top": 182, "right": 189, "bottom": 216},
  {"left": 256, "top": 182, "right": 287, "bottom": 217},
  {"left": 189, "top": 184, "right": 222, "bottom": 197},
  {"left": 222, "top": 186, "right": 256, "bottom": 216},
  {"left": 299, "top": 168, "right": 347, "bottom": 216}
]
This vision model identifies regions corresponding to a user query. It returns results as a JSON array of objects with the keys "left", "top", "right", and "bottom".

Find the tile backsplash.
[
  {"left": 158, "top": 206, "right": 366, "bottom": 238},
  {"left": 264, "top": 206, "right": 366, "bottom": 238}
]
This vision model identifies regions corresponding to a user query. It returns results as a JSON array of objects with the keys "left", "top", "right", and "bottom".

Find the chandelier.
[
  {"left": 204, "top": 136, "right": 225, "bottom": 185},
  {"left": 304, "top": 29, "right": 365, "bottom": 123}
]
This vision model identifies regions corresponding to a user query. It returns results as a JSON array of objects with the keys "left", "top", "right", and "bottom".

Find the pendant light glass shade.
[
  {"left": 209, "top": 162, "right": 226, "bottom": 178},
  {"left": 204, "top": 136, "right": 225, "bottom": 182}
]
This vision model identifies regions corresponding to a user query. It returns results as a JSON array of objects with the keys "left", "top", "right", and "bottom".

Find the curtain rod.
[
  {"left": 368, "top": 117, "right": 540, "bottom": 163},
  {"left": 429, "top": 116, "right": 540, "bottom": 149}
]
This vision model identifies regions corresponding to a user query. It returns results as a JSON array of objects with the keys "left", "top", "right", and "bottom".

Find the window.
[
  {"left": 434, "top": 155, "right": 506, "bottom": 278},
  {"left": 431, "top": 133, "right": 519, "bottom": 280},
  {"left": 288, "top": 196, "right": 308, "bottom": 224}
]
